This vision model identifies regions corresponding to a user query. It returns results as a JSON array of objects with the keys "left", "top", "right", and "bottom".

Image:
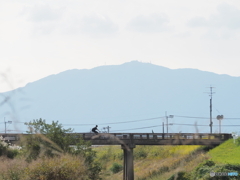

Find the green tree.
[
  {"left": 27, "top": 118, "right": 74, "bottom": 151},
  {"left": 23, "top": 118, "right": 75, "bottom": 160},
  {"left": 23, "top": 118, "right": 102, "bottom": 179}
]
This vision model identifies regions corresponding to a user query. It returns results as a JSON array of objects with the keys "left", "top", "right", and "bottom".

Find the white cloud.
[
  {"left": 186, "top": 3, "right": 240, "bottom": 39},
  {"left": 38, "top": 13, "right": 119, "bottom": 37},
  {"left": 18, "top": 4, "right": 65, "bottom": 35},
  {"left": 23, "top": 4, "right": 63, "bottom": 22},
  {"left": 127, "top": 13, "right": 171, "bottom": 33},
  {"left": 187, "top": 3, "right": 240, "bottom": 29},
  {"left": 80, "top": 15, "right": 118, "bottom": 35}
]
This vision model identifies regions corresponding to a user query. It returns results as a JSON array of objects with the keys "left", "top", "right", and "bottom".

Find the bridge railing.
[
  {"left": 81, "top": 133, "right": 232, "bottom": 140},
  {"left": 0, "top": 133, "right": 232, "bottom": 143}
]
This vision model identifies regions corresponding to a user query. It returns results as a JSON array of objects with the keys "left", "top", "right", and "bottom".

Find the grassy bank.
[
  {"left": 209, "top": 138, "right": 240, "bottom": 164},
  {"left": 95, "top": 145, "right": 207, "bottom": 179},
  {"left": 95, "top": 138, "right": 240, "bottom": 179}
]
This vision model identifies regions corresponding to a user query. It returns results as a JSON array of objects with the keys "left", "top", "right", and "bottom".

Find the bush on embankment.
[
  {"left": 0, "top": 119, "right": 102, "bottom": 180},
  {"left": 167, "top": 138, "right": 240, "bottom": 180}
]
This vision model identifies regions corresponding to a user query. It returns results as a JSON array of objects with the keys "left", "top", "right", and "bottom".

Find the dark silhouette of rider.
[{"left": 92, "top": 125, "right": 99, "bottom": 134}]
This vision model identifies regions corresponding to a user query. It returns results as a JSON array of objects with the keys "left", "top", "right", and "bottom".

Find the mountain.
[{"left": 0, "top": 61, "right": 240, "bottom": 133}]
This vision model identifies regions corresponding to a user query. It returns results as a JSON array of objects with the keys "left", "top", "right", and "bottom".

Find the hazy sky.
[{"left": 1, "top": 0, "right": 240, "bottom": 92}]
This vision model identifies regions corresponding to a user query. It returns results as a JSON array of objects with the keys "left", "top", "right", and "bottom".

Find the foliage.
[
  {"left": 25, "top": 118, "right": 74, "bottom": 152},
  {"left": 191, "top": 160, "right": 240, "bottom": 180},
  {"left": 203, "top": 160, "right": 215, "bottom": 167},
  {"left": 0, "top": 157, "right": 26, "bottom": 180},
  {"left": 236, "top": 136, "right": 240, "bottom": 146},
  {"left": 110, "top": 162, "right": 123, "bottom": 174},
  {"left": 134, "top": 146, "right": 148, "bottom": 159},
  {"left": 22, "top": 118, "right": 102, "bottom": 179},
  {"left": 168, "top": 171, "right": 189, "bottom": 180},
  {"left": 0, "top": 139, "right": 8, "bottom": 156},
  {"left": 24, "top": 155, "right": 87, "bottom": 180},
  {"left": 94, "top": 145, "right": 204, "bottom": 180},
  {"left": 0, "top": 136, "right": 20, "bottom": 159},
  {"left": 73, "top": 139, "right": 102, "bottom": 180},
  {"left": 23, "top": 118, "right": 79, "bottom": 161},
  {"left": 0, "top": 155, "right": 88, "bottom": 180}
]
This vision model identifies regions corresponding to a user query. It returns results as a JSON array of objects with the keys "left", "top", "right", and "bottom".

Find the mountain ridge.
[{"left": 0, "top": 61, "right": 239, "bottom": 133}]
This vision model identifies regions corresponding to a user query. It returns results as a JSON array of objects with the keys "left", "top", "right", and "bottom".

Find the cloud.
[
  {"left": 62, "top": 14, "right": 119, "bottom": 37},
  {"left": 187, "top": 3, "right": 240, "bottom": 29},
  {"left": 80, "top": 15, "right": 118, "bottom": 35},
  {"left": 25, "top": 4, "right": 63, "bottom": 22},
  {"left": 127, "top": 13, "right": 171, "bottom": 33},
  {"left": 20, "top": 4, "right": 64, "bottom": 35}
]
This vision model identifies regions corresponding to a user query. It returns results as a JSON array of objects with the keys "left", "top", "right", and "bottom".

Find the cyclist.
[{"left": 92, "top": 125, "right": 99, "bottom": 134}]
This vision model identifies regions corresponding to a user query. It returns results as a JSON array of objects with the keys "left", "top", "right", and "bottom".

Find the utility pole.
[
  {"left": 206, "top": 86, "right": 215, "bottom": 134},
  {"left": 4, "top": 117, "right": 12, "bottom": 134},
  {"left": 165, "top": 111, "right": 168, "bottom": 134},
  {"left": 165, "top": 112, "right": 174, "bottom": 134},
  {"left": 4, "top": 117, "right": 6, "bottom": 134},
  {"left": 103, "top": 126, "right": 111, "bottom": 133},
  {"left": 162, "top": 122, "right": 164, "bottom": 134},
  {"left": 106, "top": 126, "right": 110, "bottom": 133}
]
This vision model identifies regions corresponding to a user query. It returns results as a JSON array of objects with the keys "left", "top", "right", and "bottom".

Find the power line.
[
  {"left": 112, "top": 123, "right": 240, "bottom": 132},
  {"left": 174, "top": 115, "right": 240, "bottom": 120},
  {"left": 3, "top": 114, "right": 240, "bottom": 127},
  {"left": 112, "top": 124, "right": 163, "bottom": 132},
  {"left": 62, "top": 116, "right": 165, "bottom": 126},
  {"left": 174, "top": 115, "right": 209, "bottom": 119}
]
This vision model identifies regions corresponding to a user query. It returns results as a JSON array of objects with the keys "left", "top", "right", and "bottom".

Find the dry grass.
[
  {"left": 0, "top": 154, "right": 88, "bottom": 180},
  {"left": 0, "top": 156, "right": 27, "bottom": 180},
  {"left": 95, "top": 145, "right": 206, "bottom": 180}
]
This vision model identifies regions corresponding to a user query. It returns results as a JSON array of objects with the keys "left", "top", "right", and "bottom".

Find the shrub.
[
  {"left": 134, "top": 147, "right": 148, "bottom": 159},
  {"left": 110, "top": 162, "right": 123, "bottom": 174},
  {"left": 6, "top": 149, "right": 19, "bottom": 159},
  {"left": 24, "top": 155, "right": 88, "bottom": 180},
  {"left": 0, "top": 141, "right": 8, "bottom": 156},
  {"left": 0, "top": 136, "right": 20, "bottom": 159},
  {"left": 192, "top": 160, "right": 240, "bottom": 180},
  {"left": 117, "top": 152, "right": 123, "bottom": 160},
  {"left": 168, "top": 171, "right": 189, "bottom": 180},
  {"left": 203, "top": 160, "right": 215, "bottom": 167},
  {"left": 23, "top": 119, "right": 75, "bottom": 161}
]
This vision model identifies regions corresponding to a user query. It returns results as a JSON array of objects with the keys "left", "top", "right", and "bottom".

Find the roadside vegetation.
[
  {"left": 95, "top": 144, "right": 208, "bottom": 180},
  {"left": 95, "top": 138, "right": 240, "bottom": 180},
  {"left": 0, "top": 119, "right": 101, "bottom": 180},
  {"left": 1, "top": 120, "right": 240, "bottom": 180}
]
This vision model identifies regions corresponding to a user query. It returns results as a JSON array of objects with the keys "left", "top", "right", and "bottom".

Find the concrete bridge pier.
[{"left": 121, "top": 143, "right": 136, "bottom": 180}]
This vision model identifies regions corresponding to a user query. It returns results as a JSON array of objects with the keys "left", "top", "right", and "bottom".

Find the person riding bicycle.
[{"left": 92, "top": 125, "right": 99, "bottom": 134}]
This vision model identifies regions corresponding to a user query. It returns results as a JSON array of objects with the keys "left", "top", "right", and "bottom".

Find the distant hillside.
[{"left": 0, "top": 61, "right": 240, "bottom": 133}]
